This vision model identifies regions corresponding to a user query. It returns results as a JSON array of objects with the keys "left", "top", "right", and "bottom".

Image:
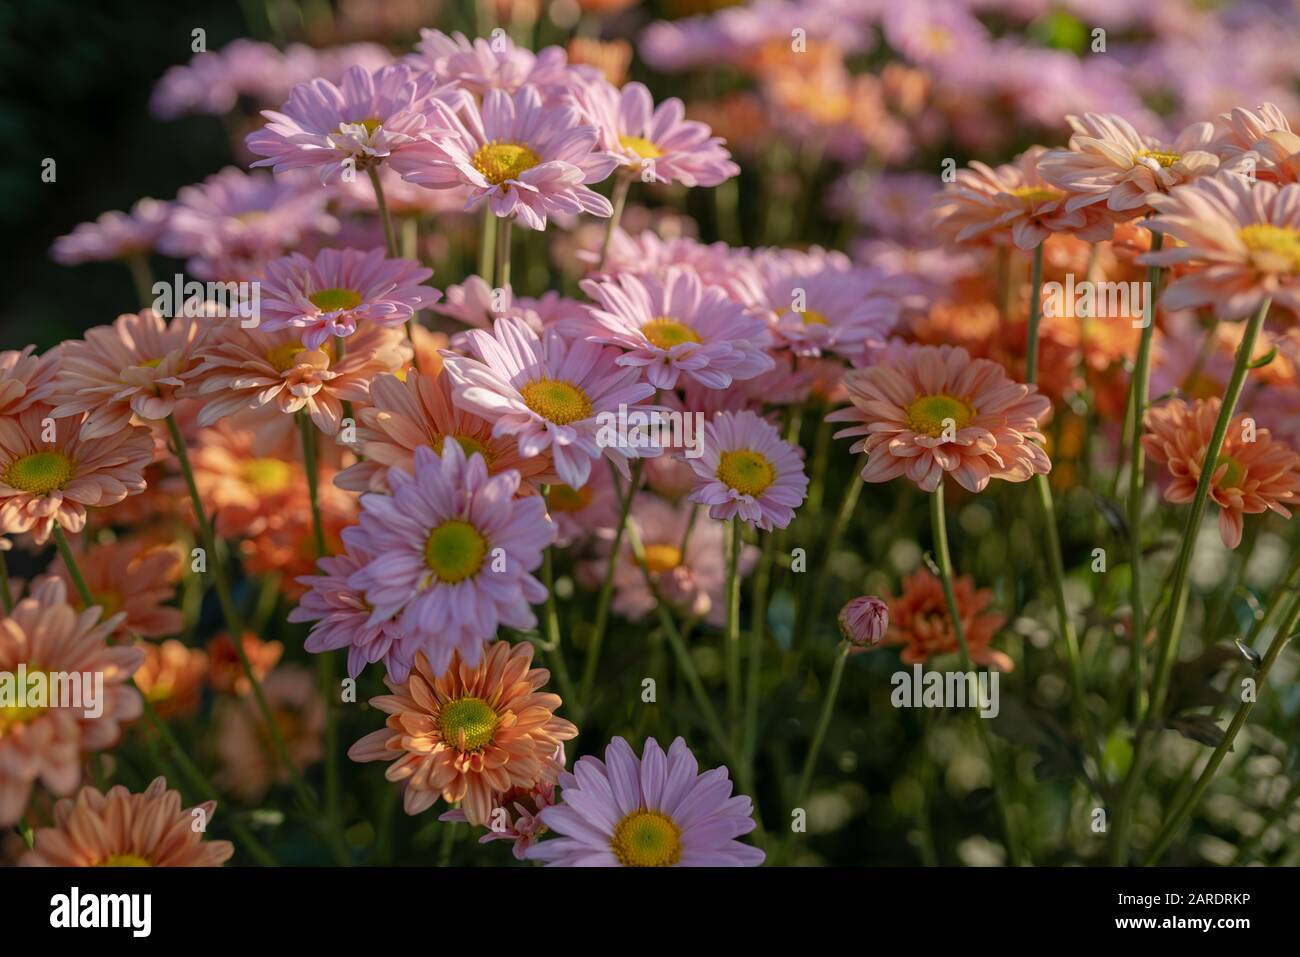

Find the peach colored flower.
[
  {"left": 1140, "top": 175, "right": 1300, "bottom": 320},
  {"left": 40, "top": 539, "right": 182, "bottom": 640},
  {"left": 1210, "top": 103, "right": 1300, "bottom": 184},
  {"left": 188, "top": 318, "right": 410, "bottom": 434},
  {"left": 206, "top": 632, "right": 283, "bottom": 697},
  {"left": 1038, "top": 113, "right": 1219, "bottom": 217},
  {"left": 0, "top": 579, "right": 143, "bottom": 826},
  {"left": 1142, "top": 397, "right": 1300, "bottom": 549},
  {"left": 49, "top": 310, "right": 202, "bottom": 439},
  {"left": 349, "top": 641, "right": 577, "bottom": 825},
  {"left": 334, "top": 369, "right": 549, "bottom": 494},
  {"left": 828, "top": 343, "right": 1052, "bottom": 493},
  {"left": 882, "top": 568, "right": 1011, "bottom": 671},
  {"left": 0, "top": 346, "right": 59, "bottom": 417},
  {"left": 133, "top": 639, "right": 208, "bottom": 719},
  {"left": 0, "top": 406, "right": 154, "bottom": 545},
  {"left": 20, "top": 777, "right": 233, "bottom": 866},
  {"left": 932, "top": 146, "right": 1113, "bottom": 250},
  {"left": 216, "top": 665, "right": 324, "bottom": 801}
]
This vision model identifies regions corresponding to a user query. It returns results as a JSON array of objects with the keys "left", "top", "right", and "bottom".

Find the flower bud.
[{"left": 838, "top": 596, "right": 889, "bottom": 647}]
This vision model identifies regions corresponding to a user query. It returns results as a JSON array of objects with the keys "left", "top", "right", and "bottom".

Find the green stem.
[
  {"left": 599, "top": 175, "right": 631, "bottom": 270},
  {"left": 1144, "top": 590, "right": 1299, "bottom": 865},
  {"left": 366, "top": 167, "right": 398, "bottom": 258},
  {"left": 478, "top": 206, "right": 496, "bottom": 285},
  {"left": 125, "top": 253, "right": 154, "bottom": 310},
  {"left": 578, "top": 460, "right": 642, "bottom": 705},
  {"left": 794, "top": 642, "right": 849, "bottom": 810},
  {"left": 1024, "top": 244, "right": 1045, "bottom": 383},
  {"left": 724, "top": 518, "right": 742, "bottom": 738},
  {"left": 539, "top": 487, "right": 579, "bottom": 711},
  {"left": 495, "top": 215, "right": 513, "bottom": 292},
  {"left": 742, "top": 530, "right": 776, "bottom": 784},
  {"left": 797, "top": 452, "right": 867, "bottom": 648},
  {"left": 1230, "top": 774, "right": 1300, "bottom": 865},
  {"left": 930, "top": 483, "right": 1024, "bottom": 865},
  {"left": 0, "top": 549, "right": 15, "bottom": 613}
]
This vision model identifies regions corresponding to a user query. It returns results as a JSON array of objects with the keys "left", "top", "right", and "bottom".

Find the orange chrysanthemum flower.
[
  {"left": 335, "top": 369, "right": 550, "bottom": 493},
  {"left": 1142, "top": 396, "right": 1300, "bottom": 548},
  {"left": 133, "top": 639, "right": 208, "bottom": 719},
  {"left": 0, "top": 346, "right": 58, "bottom": 417},
  {"left": 20, "top": 777, "right": 233, "bottom": 866},
  {"left": 0, "top": 579, "right": 143, "bottom": 826},
  {"left": 883, "top": 568, "right": 1012, "bottom": 672},
  {"left": 349, "top": 641, "right": 578, "bottom": 825},
  {"left": 216, "top": 665, "right": 324, "bottom": 801},
  {"left": 0, "top": 406, "right": 153, "bottom": 544},
  {"left": 40, "top": 539, "right": 183, "bottom": 640},
  {"left": 206, "top": 631, "right": 283, "bottom": 697},
  {"left": 829, "top": 343, "right": 1052, "bottom": 493}
]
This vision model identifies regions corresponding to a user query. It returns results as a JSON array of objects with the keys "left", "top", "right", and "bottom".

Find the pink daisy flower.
[
  {"left": 827, "top": 343, "right": 1052, "bottom": 494},
  {"left": 392, "top": 85, "right": 618, "bottom": 230},
  {"left": 525, "top": 736, "right": 764, "bottom": 867},
  {"left": 247, "top": 64, "right": 450, "bottom": 183},
  {"left": 159, "top": 167, "right": 337, "bottom": 281},
  {"left": 547, "top": 462, "right": 620, "bottom": 547},
  {"left": 572, "top": 78, "right": 739, "bottom": 187},
  {"left": 290, "top": 546, "right": 405, "bottom": 680},
  {"left": 756, "top": 259, "right": 900, "bottom": 361},
  {"left": 431, "top": 275, "right": 543, "bottom": 334},
  {"left": 439, "top": 316, "right": 657, "bottom": 488},
  {"left": 341, "top": 441, "right": 554, "bottom": 678},
  {"left": 259, "top": 247, "right": 438, "bottom": 349},
  {"left": 570, "top": 268, "right": 774, "bottom": 390},
  {"left": 0, "top": 347, "right": 59, "bottom": 417},
  {"left": 687, "top": 410, "right": 808, "bottom": 530},
  {"left": 50, "top": 198, "right": 170, "bottom": 265},
  {"left": 407, "top": 29, "right": 581, "bottom": 98}
]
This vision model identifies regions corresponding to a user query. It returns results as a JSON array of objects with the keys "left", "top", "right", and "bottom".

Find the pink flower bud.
[{"left": 838, "top": 596, "right": 889, "bottom": 647}]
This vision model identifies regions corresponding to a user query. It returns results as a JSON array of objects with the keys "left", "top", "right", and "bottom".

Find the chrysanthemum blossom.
[
  {"left": 439, "top": 768, "right": 560, "bottom": 860},
  {"left": 259, "top": 247, "right": 438, "bottom": 349},
  {"left": 348, "top": 640, "right": 577, "bottom": 825},
  {"left": 291, "top": 545, "right": 405, "bottom": 679},
  {"left": 0, "top": 406, "right": 153, "bottom": 544},
  {"left": 572, "top": 78, "right": 739, "bottom": 187},
  {"left": 1139, "top": 175, "right": 1300, "bottom": 319},
  {"left": 1143, "top": 397, "right": 1300, "bottom": 549},
  {"left": 1037, "top": 113, "right": 1219, "bottom": 216},
  {"left": 392, "top": 85, "right": 618, "bottom": 230},
  {"left": 334, "top": 368, "right": 549, "bottom": 494},
  {"left": 839, "top": 595, "right": 889, "bottom": 649},
  {"left": 50, "top": 198, "right": 170, "bottom": 265},
  {"left": 247, "top": 64, "right": 450, "bottom": 183},
  {"left": 526, "top": 736, "right": 764, "bottom": 867},
  {"left": 440, "top": 316, "right": 657, "bottom": 488},
  {"left": 216, "top": 665, "right": 323, "bottom": 801},
  {"left": 571, "top": 268, "right": 774, "bottom": 390},
  {"left": 20, "top": 777, "right": 233, "bottom": 867},
  {"left": 687, "top": 410, "right": 808, "bottom": 530},
  {"left": 49, "top": 309, "right": 202, "bottom": 438},
  {"left": 757, "top": 260, "right": 900, "bottom": 361},
  {"left": 932, "top": 146, "right": 1114, "bottom": 250},
  {"left": 407, "top": 29, "right": 579, "bottom": 98},
  {"left": 187, "top": 318, "right": 410, "bottom": 435},
  {"left": 0, "top": 347, "right": 59, "bottom": 417},
  {"left": 883, "top": 568, "right": 1012, "bottom": 671},
  {"left": 41, "top": 539, "right": 183, "bottom": 640},
  {"left": 0, "top": 579, "right": 143, "bottom": 827},
  {"left": 342, "top": 442, "right": 554, "bottom": 678},
  {"left": 1210, "top": 103, "right": 1300, "bottom": 184},
  {"left": 828, "top": 344, "right": 1052, "bottom": 493}
]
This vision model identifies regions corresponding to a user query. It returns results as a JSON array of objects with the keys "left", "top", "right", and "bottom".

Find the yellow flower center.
[
  {"left": 1134, "top": 149, "right": 1180, "bottom": 168},
  {"left": 243, "top": 458, "right": 293, "bottom": 495},
  {"left": 547, "top": 483, "right": 593, "bottom": 513},
  {"left": 799, "top": 309, "right": 828, "bottom": 326},
  {"left": 611, "top": 809, "right": 682, "bottom": 867},
  {"left": 266, "top": 342, "right": 307, "bottom": 372},
  {"left": 642, "top": 317, "right": 701, "bottom": 350},
  {"left": 1010, "top": 186, "right": 1061, "bottom": 204},
  {"left": 1238, "top": 224, "right": 1300, "bottom": 273},
  {"left": 643, "top": 543, "right": 683, "bottom": 573},
  {"left": 906, "top": 393, "right": 974, "bottom": 438},
  {"left": 0, "top": 669, "right": 48, "bottom": 736},
  {"left": 3, "top": 451, "right": 74, "bottom": 495},
  {"left": 359, "top": 117, "right": 381, "bottom": 135},
  {"left": 139, "top": 357, "right": 164, "bottom": 369},
  {"left": 716, "top": 449, "right": 775, "bottom": 497},
  {"left": 521, "top": 378, "right": 593, "bottom": 425},
  {"left": 472, "top": 142, "right": 541, "bottom": 185},
  {"left": 308, "top": 287, "right": 363, "bottom": 312},
  {"left": 438, "top": 696, "right": 497, "bottom": 752},
  {"left": 1217, "top": 455, "right": 1247, "bottom": 489},
  {"left": 619, "top": 135, "right": 663, "bottom": 159},
  {"left": 97, "top": 853, "right": 153, "bottom": 867},
  {"left": 433, "top": 433, "right": 493, "bottom": 465},
  {"left": 424, "top": 519, "right": 488, "bottom": 583}
]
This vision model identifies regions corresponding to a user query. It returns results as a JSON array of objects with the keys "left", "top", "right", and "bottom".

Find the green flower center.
[
  {"left": 424, "top": 519, "right": 488, "bottom": 583},
  {"left": 0, "top": 668, "right": 49, "bottom": 736},
  {"left": 547, "top": 483, "right": 592, "bottom": 513},
  {"left": 243, "top": 458, "right": 293, "bottom": 495},
  {"left": 619, "top": 135, "right": 663, "bottom": 159},
  {"left": 308, "top": 287, "right": 363, "bottom": 312},
  {"left": 1134, "top": 149, "right": 1180, "bottom": 168},
  {"left": 906, "top": 394, "right": 974, "bottom": 438},
  {"left": 1217, "top": 455, "right": 1247, "bottom": 489},
  {"left": 3, "top": 451, "right": 74, "bottom": 495},
  {"left": 1010, "top": 186, "right": 1061, "bottom": 203},
  {"left": 472, "top": 142, "right": 541, "bottom": 185},
  {"left": 642, "top": 317, "right": 701, "bottom": 350},
  {"left": 438, "top": 696, "right": 497, "bottom": 752},
  {"left": 97, "top": 853, "right": 153, "bottom": 867},
  {"left": 433, "top": 433, "right": 493, "bottom": 465},
  {"left": 611, "top": 809, "right": 682, "bottom": 867},
  {"left": 521, "top": 378, "right": 593, "bottom": 425},
  {"left": 1239, "top": 224, "right": 1300, "bottom": 273},
  {"left": 716, "top": 449, "right": 775, "bottom": 497}
]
